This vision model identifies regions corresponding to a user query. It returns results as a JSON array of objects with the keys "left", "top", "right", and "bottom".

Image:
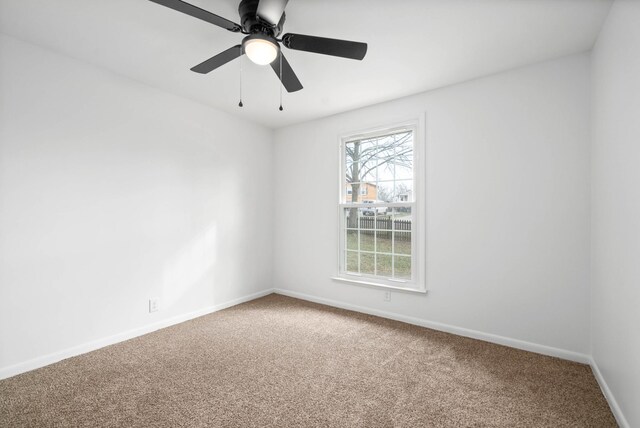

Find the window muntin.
[
  {"left": 342, "top": 130, "right": 414, "bottom": 205},
  {"left": 338, "top": 124, "right": 423, "bottom": 291},
  {"left": 342, "top": 207, "right": 413, "bottom": 280}
]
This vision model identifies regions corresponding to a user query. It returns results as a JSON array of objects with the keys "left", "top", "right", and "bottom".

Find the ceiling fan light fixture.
[
  {"left": 243, "top": 35, "right": 279, "bottom": 65},
  {"left": 148, "top": 0, "right": 367, "bottom": 94}
]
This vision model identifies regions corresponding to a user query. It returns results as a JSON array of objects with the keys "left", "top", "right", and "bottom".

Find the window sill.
[{"left": 330, "top": 276, "right": 427, "bottom": 294}]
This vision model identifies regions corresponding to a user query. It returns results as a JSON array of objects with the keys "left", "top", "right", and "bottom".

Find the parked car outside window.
[{"left": 361, "top": 200, "right": 388, "bottom": 216}]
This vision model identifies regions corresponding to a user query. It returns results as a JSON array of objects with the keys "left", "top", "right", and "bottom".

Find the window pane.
[
  {"left": 359, "top": 230, "right": 375, "bottom": 252},
  {"left": 345, "top": 159, "right": 354, "bottom": 183},
  {"left": 377, "top": 254, "right": 392, "bottom": 276},
  {"left": 394, "top": 180, "right": 413, "bottom": 202},
  {"left": 394, "top": 255, "right": 412, "bottom": 279},
  {"left": 358, "top": 210, "right": 374, "bottom": 230},
  {"left": 358, "top": 161, "right": 377, "bottom": 183},
  {"left": 392, "top": 206, "right": 412, "bottom": 222},
  {"left": 375, "top": 214, "right": 392, "bottom": 232},
  {"left": 345, "top": 182, "right": 362, "bottom": 203},
  {"left": 365, "top": 159, "right": 390, "bottom": 184},
  {"left": 392, "top": 207, "right": 412, "bottom": 255},
  {"left": 376, "top": 181, "right": 394, "bottom": 203},
  {"left": 376, "top": 230, "right": 392, "bottom": 253},
  {"left": 346, "top": 230, "right": 358, "bottom": 250},
  {"left": 361, "top": 253, "right": 375, "bottom": 275},
  {"left": 395, "top": 162, "right": 413, "bottom": 181},
  {"left": 393, "top": 231, "right": 411, "bottom": 255},
  {"left": 393, "top": 131, "right": 413, "bottom": 180},
  {"left": 346, "top": 251, "right": 359, "bottom": 273},
  {"left": 344, "top": 207, "right": 360, "bottom": 229},
  {"left": 347, "top": 140, "right": 377, "bottom": 183}
]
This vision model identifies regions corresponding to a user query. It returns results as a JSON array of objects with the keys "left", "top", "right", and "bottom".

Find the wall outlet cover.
[{"left": 149, "top": 297, "right": 160, "bottom": 313}]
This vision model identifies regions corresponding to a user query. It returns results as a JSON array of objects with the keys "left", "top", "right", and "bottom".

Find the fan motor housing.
[{"left": 238, "top": 0, "right": 285, "bottom": 37}]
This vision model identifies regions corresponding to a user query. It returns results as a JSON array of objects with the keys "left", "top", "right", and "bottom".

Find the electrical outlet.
[
  {"left": 149, "top": 297, "right": 159, "bottom": 313},
  {"left": 384, "top": 291, "right": 391, "bottom": 302}
]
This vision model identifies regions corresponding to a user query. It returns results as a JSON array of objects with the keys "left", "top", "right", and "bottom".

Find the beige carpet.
[{"left": 0, "top": 294, "right": 616, "bottom": 427}]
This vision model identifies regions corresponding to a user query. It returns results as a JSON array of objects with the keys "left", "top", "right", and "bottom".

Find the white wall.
[
  {"left": 591, "top": 1, "right": 640, "bottom": 426},
  {"left": 273, "top": 54, "right": 591, "bottom": 356},
  {"left": 0, "top": 34, "right": 273, "bottom": 373},
  {"left": 2, "top": 9, "right": 635, "bottom": 422}
]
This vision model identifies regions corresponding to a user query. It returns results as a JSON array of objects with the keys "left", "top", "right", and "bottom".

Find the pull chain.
[
  {"left": 279, "top": 51, "right": 283, "bottom": 111},
  {"left": 238, "top": 46, "right": 243, "bottom": 108}
]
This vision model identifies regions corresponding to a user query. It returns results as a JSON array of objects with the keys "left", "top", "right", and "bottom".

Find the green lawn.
[{"left": 345, "top": 231, "right": 412, "bottom": 279}]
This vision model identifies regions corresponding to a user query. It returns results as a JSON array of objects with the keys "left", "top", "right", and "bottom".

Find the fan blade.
[
  {"left": 191, "top": 45, "right": 242, "bottom": 74},
  {"left": 282, "top": 33, "right": 367, "bottom": 60},
  {"left": 148, "top": 0, "right": 241, "bottom": 32},
  {"left": 256, "top": 0, "right": 289, "bottom": 26},
  {"left": 271, "top": 52, "right": 303, "bottom": 92}
]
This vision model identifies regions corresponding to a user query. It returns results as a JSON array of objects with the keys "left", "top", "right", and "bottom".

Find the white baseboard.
[
  {"left": 0, "top": 288, "right": 275, "bottom": 380},
  {"left": 3, "top": 287, "right": 627, "bottom": 426},
  {"left": 590, "top": 358, "right": 630, "bottom": 428},
  {"left": 274, "top": 288, "right": 632, "bottom": 425},
  {"left": 273, "top": 288, "right": 591, "bottom": 364}
]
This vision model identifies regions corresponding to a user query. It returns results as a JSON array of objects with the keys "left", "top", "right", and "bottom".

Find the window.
[{"left": 336, "top": 122, "right": 425, "bottom": 292}]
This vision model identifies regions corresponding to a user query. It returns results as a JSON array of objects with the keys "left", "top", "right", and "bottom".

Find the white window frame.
[{"left": 333, "top": 118, "right": 427, "bottom": 293}]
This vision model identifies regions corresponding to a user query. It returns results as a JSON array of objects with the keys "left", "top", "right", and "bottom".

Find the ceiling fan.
[{"left": 148, "top": 0, "right": 368, "bottom": 93}]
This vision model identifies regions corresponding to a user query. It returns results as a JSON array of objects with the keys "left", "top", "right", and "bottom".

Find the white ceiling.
[{"left": 0, "top": 0, "right": 612, "bottom": 129}]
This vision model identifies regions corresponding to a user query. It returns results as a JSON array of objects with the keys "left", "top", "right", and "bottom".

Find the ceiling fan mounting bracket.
[{"left": 238, "top": 0, "right": 285, "bottom": 37}]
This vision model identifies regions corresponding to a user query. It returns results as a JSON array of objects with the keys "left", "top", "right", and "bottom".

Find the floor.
[{"left": 0, "top": 294, "right": 616, "bottom": 427}]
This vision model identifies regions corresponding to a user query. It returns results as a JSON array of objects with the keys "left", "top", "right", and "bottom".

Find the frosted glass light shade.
[{"left": 244, "top": 38, "right": 278, "bottom": 65}]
